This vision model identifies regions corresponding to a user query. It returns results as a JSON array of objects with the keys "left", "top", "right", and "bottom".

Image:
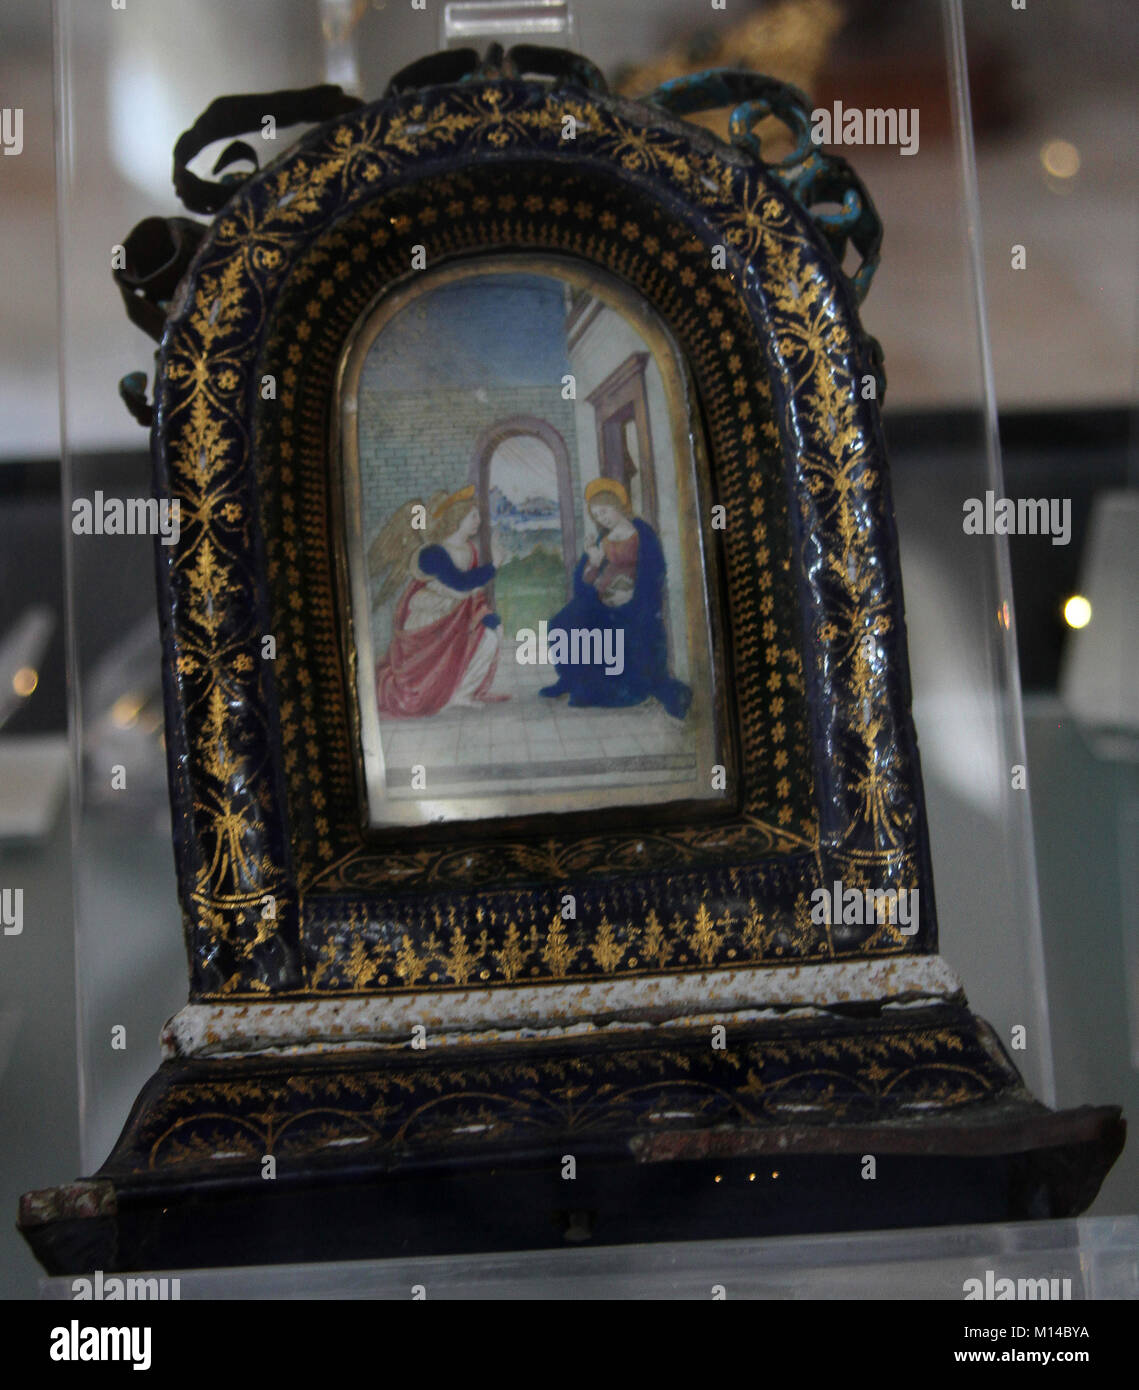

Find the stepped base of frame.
[{"left": 20, "top": 1003, "right": 1124, "bottom": 1275}]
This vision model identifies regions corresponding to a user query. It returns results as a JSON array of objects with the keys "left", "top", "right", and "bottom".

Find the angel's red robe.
[{"left": 376, "top": 542, "right": 500, "bottom": 717}]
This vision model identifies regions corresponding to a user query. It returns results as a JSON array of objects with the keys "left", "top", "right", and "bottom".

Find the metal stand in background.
[
  {"left": 442, "top": 1, "right": 578, "bottom": 51},
  {"left": 319, "top": 0, "right": 579, "bottom": 94}
]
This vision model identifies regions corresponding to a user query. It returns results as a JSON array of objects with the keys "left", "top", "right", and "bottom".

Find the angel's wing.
[{"left": 367, "top": 495, "right": 444, "bottom": 608}]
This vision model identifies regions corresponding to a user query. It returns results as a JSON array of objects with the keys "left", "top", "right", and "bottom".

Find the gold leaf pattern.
[{"left": 154, "top": 80, "right": 929, "bottom": 998}]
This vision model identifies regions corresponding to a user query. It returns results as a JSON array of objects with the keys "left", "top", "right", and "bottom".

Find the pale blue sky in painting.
[{"left": 360, "top": 273, "right": 572, "bottom": 391}]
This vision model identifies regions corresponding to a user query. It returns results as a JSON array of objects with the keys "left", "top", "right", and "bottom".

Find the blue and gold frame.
[
  {"left": 19, "top": 47, "right": 1121, "bottom": 1273},
  {"left": 152, "top": 50, "right": 930, "bottom": 1000}
]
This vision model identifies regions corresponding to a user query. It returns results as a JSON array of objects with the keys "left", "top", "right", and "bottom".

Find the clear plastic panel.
[
  {"left": 52, "top": 0, "right": 367, "bottom": 1175},
  {"left": 51, "top": 0, "right": 1055, "bottom": 1198},
  {"left": 443, "top": 1, "right": 577, "bottom": 49},
  {"left": 895, "top": 0, "right": 1052, "bottom": 1101},
  {"left": 38, "top": 1216, "right": 1139, "bottom": 1301},
  {"left": 868, "top": 0, "right": 1053, "bottom": 1100}
]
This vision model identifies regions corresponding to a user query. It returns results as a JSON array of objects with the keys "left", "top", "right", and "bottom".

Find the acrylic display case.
[{"left": 15, "top": 0, "right": 1130, "bottom": 1296}]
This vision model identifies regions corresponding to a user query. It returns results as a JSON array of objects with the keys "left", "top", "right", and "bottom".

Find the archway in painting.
[{"left": 470, "top": 416, "right": 576, "bottom": 638}]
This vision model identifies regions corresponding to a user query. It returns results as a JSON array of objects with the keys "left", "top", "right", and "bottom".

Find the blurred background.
[{"left": 0, "top": 0, "right": 1136, "bottom": 1296}]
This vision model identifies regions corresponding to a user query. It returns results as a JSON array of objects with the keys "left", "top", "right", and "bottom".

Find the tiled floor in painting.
[{"left": 379, "top": 637, "right": 698, "bottom": 795}]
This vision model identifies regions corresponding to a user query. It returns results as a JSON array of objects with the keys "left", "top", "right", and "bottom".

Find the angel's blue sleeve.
[{"left": 418, "top": 545, "right": 494, "bottom": 592}]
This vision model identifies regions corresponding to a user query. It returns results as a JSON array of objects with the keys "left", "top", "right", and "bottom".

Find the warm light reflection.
[
  {"left": 12, "top": 666, "right": 38, "bottom": 697},
  {"left": 110, "top": 693, "right": 145, "bottom": 728},
  {"left": 1041, "top": 139, "right": 1081, "bottom": 179},
  {"left": 1063, "top": 595, "right": 1092, "bottom": 629}
]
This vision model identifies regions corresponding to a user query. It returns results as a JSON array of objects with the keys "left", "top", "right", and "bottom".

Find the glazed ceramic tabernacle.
[{"left": 20, "top": 45, "right": 1122, "bottom": 1272}]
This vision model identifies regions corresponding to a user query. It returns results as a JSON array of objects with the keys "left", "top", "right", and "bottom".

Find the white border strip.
[{"left": 162, "top": 956, "right": 963, "bottom": 1059}]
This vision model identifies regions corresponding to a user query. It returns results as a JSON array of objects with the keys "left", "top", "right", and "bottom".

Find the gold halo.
[
  {"left": 431, "top": 484, "right": 475, "bottom": 519},
  {"left": 585, "top": 477, "right": 629, "bottom": 509}
]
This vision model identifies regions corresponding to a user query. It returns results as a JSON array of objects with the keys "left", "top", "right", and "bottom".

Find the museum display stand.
[{"left": 24, "top": 0, "right": 1126, "bottom": 1291}]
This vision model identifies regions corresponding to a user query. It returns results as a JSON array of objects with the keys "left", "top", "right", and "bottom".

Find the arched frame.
[
  {"left": 151, "top": 74, "right": 937, "bottom": 1000},
  {"left": 334, "top": 253, "right": 724, "bottom": 830},
  {"left": 469, "top": 413, "right": 577, "bottom": 593}
]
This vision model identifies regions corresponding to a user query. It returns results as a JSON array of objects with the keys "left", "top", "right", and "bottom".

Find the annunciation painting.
[{"left": 338, "top": 256, "right": 725, "bottom": 828}]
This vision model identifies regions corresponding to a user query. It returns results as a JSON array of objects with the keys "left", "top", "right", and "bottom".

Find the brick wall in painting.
[{"left": 357, "top": 384, "right": 579, "bottom": 530}]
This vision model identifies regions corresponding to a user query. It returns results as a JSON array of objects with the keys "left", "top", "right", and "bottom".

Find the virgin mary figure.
[
  {"left": 540, "top": 478, "right": 692, "bottom": 719},
  {"left": 368, "top": 484, "right": 507, "bottom": 717}
]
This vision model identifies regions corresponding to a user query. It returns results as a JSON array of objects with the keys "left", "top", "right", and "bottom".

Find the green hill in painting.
[{"left": 494, "top": 546, "right": 568, "bottom": 638}]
